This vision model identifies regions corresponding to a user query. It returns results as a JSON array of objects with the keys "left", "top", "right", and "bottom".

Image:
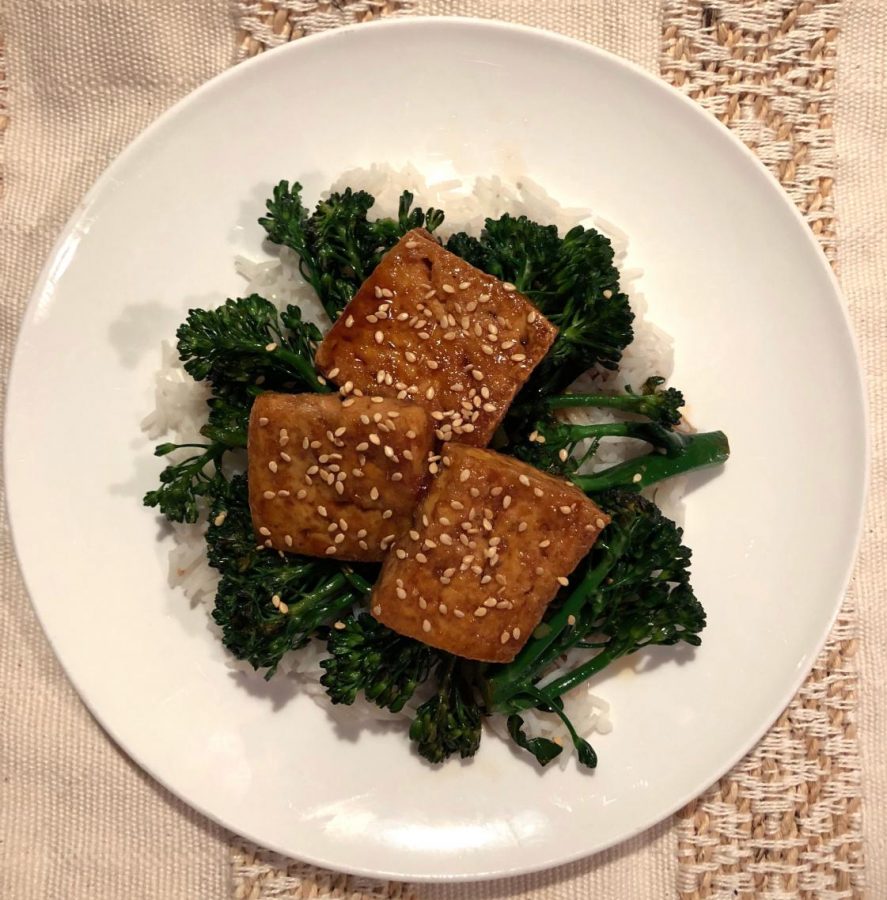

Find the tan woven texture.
[
  {"left": 0, "top": 3, "right": 233, "bottom": 899},
  {"left": 3, "top": 1, "right": 885, "bottom": 898}
]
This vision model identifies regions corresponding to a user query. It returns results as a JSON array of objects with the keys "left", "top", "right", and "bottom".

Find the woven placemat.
[{"left": 228, "top": 3, "right": 863, "bottom": 898}]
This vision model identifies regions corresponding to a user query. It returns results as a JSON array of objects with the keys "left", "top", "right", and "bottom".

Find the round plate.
[{"left": 5, "top": 18, "right": 866, "bottom": 882}]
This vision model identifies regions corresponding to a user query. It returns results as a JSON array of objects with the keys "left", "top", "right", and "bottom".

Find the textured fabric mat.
[{"left": 0, "top": 3, "right": 233, "bottom": 899}]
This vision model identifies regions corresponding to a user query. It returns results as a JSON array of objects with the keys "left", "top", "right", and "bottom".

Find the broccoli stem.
[
  {"left": 547, "top": 393, "right": 656, "bottom": 413},
  {"left": 572, "top": 430, "right": 729, "bottom": 493},
  {"left": 488, "top": 546, "right": 622, "bottom": 715}
]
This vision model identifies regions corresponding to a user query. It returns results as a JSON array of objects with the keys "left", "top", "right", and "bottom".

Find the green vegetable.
[
  {"left": 320, "top": 613, "right": 438, "bottom": 713},
  {"left": 546, "top": 376, "right": 685, "bottom": 427},
  {"left": 488, "top": 490, "right": 705, "bottom": 767},
  {"left": 260, "top": 182, "right": 444, "bottom": 320},
  {"left": 206, "top": 475, "right": 367, "bottom": 676},
  {"left": 512, "top": 377, "right": 729, "bottom": 492},
  {"left": 447, "top": 215, "right": 634, "bottom": 408},
  {"left": 409, "top": 657, "right": 483, "bottom": 764},
  {"left": 144, "top": 296, "right": 324, "bottom": 523}
]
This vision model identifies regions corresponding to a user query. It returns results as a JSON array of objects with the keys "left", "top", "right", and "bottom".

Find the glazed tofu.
[
  {"left": 314, "top": 229, "right": 557, "bottom": 447},
  {"left": 370, "top": 443, "right": 609, "bottom": 663},
  {"left": 248, "top": 393, "right": 434, "bottom": 562}
]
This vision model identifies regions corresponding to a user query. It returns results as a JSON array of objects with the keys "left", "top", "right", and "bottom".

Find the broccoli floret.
[
  {"left": 176, "top": 294, "right": 325, "bottom": 394},
  {"left": 260, "top": 181, "right": 444, "bottom": 320},
  {"left": 447, "top": 215, "right": 634, "bottom": 400},
  {"left": 320, "top": 613, "right": 437, "bottom": 713},
  {"left": 410, "top": 657, "right": 483, "bottom": 764},
  {"left": 487, "top": 490, "right": 705, "bottom": 767},
  {"left": 206, "top": 475, "right": 366, "bottom": 676},
  {"left": 144, "top": 296, "right": 324, "bottom": 524}
]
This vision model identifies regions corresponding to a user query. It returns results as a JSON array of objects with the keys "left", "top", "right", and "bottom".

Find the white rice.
[{"left": 144, "top": 165, "right": 687, "bottom": 757}]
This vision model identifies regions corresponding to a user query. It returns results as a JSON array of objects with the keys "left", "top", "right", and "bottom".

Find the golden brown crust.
[
  {"left": 315, "top": 229, "right": 557, "bottom": 447},
  {"left": 370, "top": 443, "right": 610, "bottom": 662},
  {"left": 248, "top": 393, "right": 434, "bottom": 562}
]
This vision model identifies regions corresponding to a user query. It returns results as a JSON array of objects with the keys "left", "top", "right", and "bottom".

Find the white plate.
[{"left": 5, "top": 18, "right": 867, "bottom": 882}]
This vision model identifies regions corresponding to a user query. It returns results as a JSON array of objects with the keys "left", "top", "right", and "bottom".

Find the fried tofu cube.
[
  {"left": 370, "top": 443, "right": 609, "bottom": 663},
  {"left": 248, "top": 393, "right": 434, "bottom": 562},
  {"left": 314, "top": 229, "right": 557, "bottom": 447}
]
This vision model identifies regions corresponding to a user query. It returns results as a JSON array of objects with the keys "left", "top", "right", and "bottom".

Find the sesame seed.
[
  {"left": 474, "top": 608, "right": 488, "bottom": 618},
  {"left": 258, "top": 526, "right": 271, "bottom": 537},
  {"left": 374, "top": 286, "right": 383, "bottom": 299},
  {"left": 345, "top": 316, "right": 354, "bottom": 327},
  {"left": 502, "top": 282, "right": 516, "bottom": 292},
  {"left": 297, "top": 489, "right": 308, "bottom": 500},
  {"left": 450, "top": 500, "right": 464, "bottom": 510},
  {"left": 442, "top": 284, "right": 456, "bottom": 294},
  {"left": 373, "top": 604, "right": 382, "bottom": 615},
  {"left": 416, "top": 552, "right": 428, "bottom": 564},
  {"left": 512, "top": 627, "right": 521, "bottom": 640},
  {"left": 479, "top": 293, "right": 491, "bottom": 302},
  {"left": 374, "top": 330, "right": 384, "bottom": 344},
  {"left": 557, "top": 576, "right": 569, "bottom": 586},
  {"left": 518, "top": 474, "right": 530, "bottom": 487},
  {"left": 459, "top": 469, "right": 471, "bottom": 483},
  {"left": 369, "top": 434, "right": 381, "bottom": 446},
  {"left": 559, "top": 505, "right": 572, "bottom": 515},
  {"left": 405, "top": 351, "right": 417, "bottom": 363},
  {"left": 632, "top": 472, "right": 643, "bottom": 483},
  {"left": 470, "top": 487, "right": 480, "bottom": 498},
  {"left": 359, "top": 540, "right": 369, "bottom": 550},
  {"left": 559, "top": 449, "right": 569, "bottom": 462},
  {"left": 370, "top": 487, "right": 379, "bottom": 501},
  {"left": 355, "top": 442, "right": 369, "bottom": 453},
  {"left": 382, "top": 509, "right": 393, "bottom": 520},
  {"left": 328, "top": 522, "right": 339, "bottom": 534},
  {"left": 334, "top": 533, "right": 345, "bottom": 544},
  {"left": 268, "top": 461, "right": 279, "bottom": 474},
  {"left": 335, "top": 482, "right": 344, "bottom": 495},
  {"left": 527, "top": 311, "right": 537, "bottom": 323},
  {"left": 439, "top": 534, "right": 453, "bottom": 546},
  {"left": 567, "top": 615, "right": 576, "bottom": 626},
  {"left": 418, "top": 597, "right": 427, "bottom": 609},
  {"left": 484, "top": 597, "right": 497, "bottom": 608},
  {"left": 392, "top": 472, "right": 403, "bottom": 482},
  {"left": 502, "top": 495, "right": 512, "bottom": 509},
  {"left": 511, "top": 353, "right": 527, "bottom": 362},
  {"left": 284, "top": 534, "right": 293, "bottom": 547},
  {"left": 425, "top": 386, "right": 435, "bottom": 400},
  {"left": 405, "top": 240, "right": 418, "bottom": 249},
  {"left": 317, "top": 504, "right": 328, "bottom": 518},
  {"left": 427, "top": 360, "right": 440, "bottom": 370},
  {"left": 471, "top": 369, "right": 484, "bottom": 381},
  {"left": 596, "top": 518, "right": 606, "bottom": 529},
  {"left": 424, "top": 289, "right": 437, "bottom": 300},
  {"left": 280, "top": 452, "right": 291, "bottom": 463},
  {"left": 500, "top": 631, "right": 510, "bottom": 644},
  {"left": 422, "top": 619, "right": 432, "bottom": 633},
  {"left": 258, "top": 417, "right": 269, "bottom": 427},
  {"left": 534, "top": 488, "right": 544, "bottom": 498},
  {"left": 443, "top": 331, "right": 457, "bottom": 341},
  {"left": 396, "top": 548, "right": 407, "bottom": 559},
  {"left": 342, "top": 381, "right": 354, "bottom": 394},
  {"left": 381, "top": 288, "right": 394, "bottom": 298},
  {"left": 517, "top": 521, "right": 528, "bottom": 533},
  {"left": 396, "top": 587, "right": 407, "bottom": 600},
  {"left": 539, "top": 539, "right": 551, "bottom": 548}
]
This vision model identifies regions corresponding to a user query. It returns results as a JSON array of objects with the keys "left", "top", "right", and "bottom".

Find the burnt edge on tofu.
[
  {"left": 369, "top": 443, "right": 610, "bottom": 663},
  {"left": 314, "top": 229, "right": 558, "bottom": 447},
  {"left": 248, "top": 392, "right": 435, "bottom": 562}
]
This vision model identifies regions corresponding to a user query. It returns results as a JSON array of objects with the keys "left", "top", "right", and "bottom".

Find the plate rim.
[{"left": 4, "top": 15, "right": 870, "bottom": 882}]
